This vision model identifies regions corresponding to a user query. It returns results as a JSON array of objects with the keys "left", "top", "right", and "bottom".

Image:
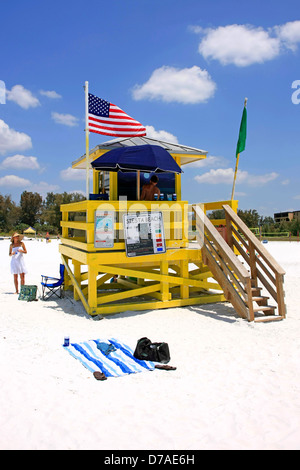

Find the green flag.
[{"left": 236, "top": 102, "right": 247, "bottom": 157}]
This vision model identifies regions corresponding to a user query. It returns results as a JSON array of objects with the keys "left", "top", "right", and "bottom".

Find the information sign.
[
  {"left": 94, "top": 210, "right": 114, "bottom": 248},
  {"left": 123, "top": 211, "right": 166, "bottom": 257}
]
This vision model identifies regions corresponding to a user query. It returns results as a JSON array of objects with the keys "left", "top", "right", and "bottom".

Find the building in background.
[{"left": 274, "top": 211, "right": 295, "bottom": 223}]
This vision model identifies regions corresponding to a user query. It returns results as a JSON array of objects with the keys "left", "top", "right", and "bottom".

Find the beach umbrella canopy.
[
  {"left": 91, "top": 144, "right": 183, "bottom": 174},
  {"left": 23, "top": 226, "right": 36, "bottom": 234}
]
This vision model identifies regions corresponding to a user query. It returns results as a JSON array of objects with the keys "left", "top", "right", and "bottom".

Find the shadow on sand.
[{"left": 37, "top": 288, "right": 239, "bottom": 324}]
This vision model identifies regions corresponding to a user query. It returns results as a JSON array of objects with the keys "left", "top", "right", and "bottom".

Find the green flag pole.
[
  {"left": 231, "top": 97, "right": 247, "bottom": 201},
  {"left": 231, "top": 152, "right": 240, "bottom": 201}
]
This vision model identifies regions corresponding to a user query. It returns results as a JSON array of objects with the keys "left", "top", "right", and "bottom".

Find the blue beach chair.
[{"left": 41, "top": 264, "right": 65, "bottom": 300}]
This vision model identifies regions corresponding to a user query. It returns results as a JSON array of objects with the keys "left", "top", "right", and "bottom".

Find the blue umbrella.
[{"left": 91, "top": 144, "right": 183, "bottom": 174}]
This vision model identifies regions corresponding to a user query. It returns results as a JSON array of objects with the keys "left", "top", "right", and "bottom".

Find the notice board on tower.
[
  {"left": 94, "top": 210, "right": 115, "bottom": 248},
  {"left": 123, "top": 211, "right": 166, "bottom": 257}
]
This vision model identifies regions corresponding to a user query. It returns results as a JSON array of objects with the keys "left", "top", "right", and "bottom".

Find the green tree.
[
  {"left": 41, "top": 191, "right": 85, "bottom": 233},
  {"left": 19, "top": 191, "right": 43, "bottom": 226},
  {"left": 290, "top": 219, "right": 300, "bottom": 236},
  {"left": 237, "top": 209, "right": 260, "bottom": 228},
  {"left": 208, "top": 209, "right": 225, "bottom": 220},
  {"left": 0, "top": 194, "right": 21, "bottom": 232}
]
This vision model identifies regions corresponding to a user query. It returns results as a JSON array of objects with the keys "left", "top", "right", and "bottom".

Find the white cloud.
[
  {"left": 51, "top": 112, "right": 79, "bottom": 127},
  {"left": 194, "top": 167, "right": 278, "bottom": 185},
  {"left": 68, "top": 189, "right": 85, "bottom": 197},
  {"left": 188, "top": 25, "right": 203, "bottom": 34},
  {"left": 0, "top": 154, "right": 40, "bottom": 170},
  {"left": 0, "top": 120, "right": 32, "bottom": 155},
  {"left": 145, "top": 125, "right": 178, "bottom": 143},
  {"left": 0, "top": 174, "right": 59, "bottom": 195},
  {"left": 6, "top": 85, "right": 40, "bottom": 109},
  {"left": 196, "top": 21, "right": 300, "bottom": 67},
  {"left": 198, "top": 24, "right": 280, "bottom": 66},
  {"left": 31, "top": 181, "right": 60, "bottom": 195},
  {"left": 40, "top": 90, "right": 62, "bottom": 99},
  {"left": 188, "top": 155, "right": 228, "bottom": 168},
  {"left": 60, "top": 167, "right": 89, "bottom": 180},
  {"left": 246, "top": 171, "right": 279, "bottom": 185},
  {"left": 195, "top": 168, "right": 236, "bottom": 184},
  {"left": 0, "top": 174, "right": 31, "bottom": 187},
  {"left": 132, "top": 66, "right": 216, "bottom": 104},
  {"left": 275, "top": 20, "right": 300, "bottom": 51}
]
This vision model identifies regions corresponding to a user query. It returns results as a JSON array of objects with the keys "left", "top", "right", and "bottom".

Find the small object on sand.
[
  {"left": 92, "top": 315, "right": 104, "bottom": 321},
  {"left": 155, "top": 364, "right": 177, "bottom": 371},
  {"left": 93, "top": 371, "right": 107, "bottom": 381}
]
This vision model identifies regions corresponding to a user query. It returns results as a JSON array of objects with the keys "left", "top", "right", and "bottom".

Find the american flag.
[{"left": 88, "top": 93, "right": 146, "bottom": 137}]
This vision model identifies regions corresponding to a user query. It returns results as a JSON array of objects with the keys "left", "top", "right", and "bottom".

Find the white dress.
[{"left": 10, "top": 246, "right": 28, "bottom": 275}]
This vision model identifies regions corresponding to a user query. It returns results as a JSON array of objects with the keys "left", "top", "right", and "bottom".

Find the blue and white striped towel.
[{"left": 64, "top": 338, "right": 155, "bottom": 377}]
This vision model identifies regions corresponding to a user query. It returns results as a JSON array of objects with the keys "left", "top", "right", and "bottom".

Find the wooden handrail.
[
  {"left": 223, "top": 204, "right": 286, "bottom": 319},
  {"left": 194, "top": 205, "right": 250, "bottom": 283},
  {"left": 193, "top": 204, "right": 253, "bottom": 321},
  {"left": 223, "top": 205, "right": 286, "bottom": 276}
]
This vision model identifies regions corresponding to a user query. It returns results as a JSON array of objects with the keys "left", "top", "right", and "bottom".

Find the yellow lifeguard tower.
[{"left": 59, "top": 137, "right": 286, "bottom": 322}]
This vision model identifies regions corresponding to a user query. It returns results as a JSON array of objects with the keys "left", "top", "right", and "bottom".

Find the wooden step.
[
  {"left": 254, "top": 315, "right": 284, "bottom": 323},
  {"left": 252, "top": 295, "right": 269, "bottom": 303},
  {"left": 251, "top": 286, "right": 262, "bottom": 291},
  {"left": 252, "top": 296, "right": 270, "bottom": 307},
  {"left": 253, "top": 305, "right": 276, "bottom": 314}
]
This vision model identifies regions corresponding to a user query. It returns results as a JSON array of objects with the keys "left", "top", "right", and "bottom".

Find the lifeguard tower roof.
[{"left": 72, "top": 136, "right": 207, "bottom": 169}]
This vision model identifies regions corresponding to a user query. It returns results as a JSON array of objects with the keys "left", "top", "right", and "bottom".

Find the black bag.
[{"left": 134, "top": 337, "right": 170, "bottom": 364}]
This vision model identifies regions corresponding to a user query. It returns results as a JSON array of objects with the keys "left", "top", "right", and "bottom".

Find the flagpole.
[
  {"left": 84, "top": 81, "right": 90, "bottom": 200},
  {"left": 231, "top": 153, "right": 240, "bottom": 201},
  {"left": 231, "top": 97, "right": 247, "bottom": 201}
]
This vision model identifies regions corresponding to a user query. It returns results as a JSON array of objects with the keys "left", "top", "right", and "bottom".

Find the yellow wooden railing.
[
  {"left": 189, "top": 199, "right": 238, "bottom": 237},
  {"left": 60, "top": 199, "right": 190, "bottom": 252},
  {"left": 201, "top": 199, "right": 238, "bottom": 225},
  {"left": 60, "top": 199, "right": 239, "bottom": 251}
]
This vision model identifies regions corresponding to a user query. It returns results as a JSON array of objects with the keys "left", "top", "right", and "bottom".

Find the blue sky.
[{"left": 0, "top": 0, "right": 300, "bottom": 216}]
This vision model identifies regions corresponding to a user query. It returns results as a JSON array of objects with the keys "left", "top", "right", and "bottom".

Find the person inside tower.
[{"left": 140, "top": 175, "right": 160, "bottom": 201}]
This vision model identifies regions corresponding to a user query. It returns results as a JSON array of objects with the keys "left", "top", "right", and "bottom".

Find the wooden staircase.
[
  {"left": 250, "top": 284, "right": 279, "bottom": 320},
  {"left": 193, "top": 204, "right": 286, "bottom": 322}
]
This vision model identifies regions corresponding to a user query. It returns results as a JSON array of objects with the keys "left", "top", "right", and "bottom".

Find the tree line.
[
  {"left": 209, "top": 208, "right": 300, "bottom": 236},
  {"left": 1, "top": 191, "right": 300, "bottom": 237},
  {"left": 0, "top": 191, "right": 85, "bottom": 235}
]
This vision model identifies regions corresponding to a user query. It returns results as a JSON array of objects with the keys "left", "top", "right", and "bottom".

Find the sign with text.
[
  {"left": 94, "top": 210, "right": 114, "bottom": 248},
  {"left": 123, "top": 211, "right": 166, "bottom": 257}
]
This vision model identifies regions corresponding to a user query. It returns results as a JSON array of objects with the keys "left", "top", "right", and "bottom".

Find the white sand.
[{"left": 0, "top": 238, "right": 300, "bottom": 450}]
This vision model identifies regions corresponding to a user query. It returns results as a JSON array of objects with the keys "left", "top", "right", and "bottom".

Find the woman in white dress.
[{"left": 9, "top": 232, "right": 28, "bottom": 294}]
